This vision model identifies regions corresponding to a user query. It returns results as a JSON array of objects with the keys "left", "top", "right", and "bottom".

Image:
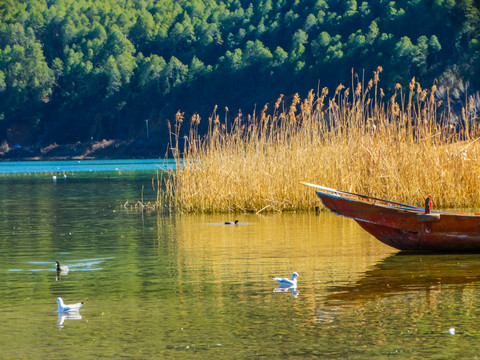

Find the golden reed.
[{"left": 158, "top": 67, "right": 480, "bottom": 213}]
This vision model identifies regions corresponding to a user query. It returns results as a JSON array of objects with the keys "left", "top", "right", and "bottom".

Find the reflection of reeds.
[{"left": 160, "top": 68, "right": 480, "bottom": 213}]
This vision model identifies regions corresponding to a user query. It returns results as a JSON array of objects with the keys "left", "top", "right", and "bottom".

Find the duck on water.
[
  {"left": 225, "top": 220, "right": 239, "bottom": 225},
  {"left": 55, "top": 261, "right": 69, "bottom": 273}
]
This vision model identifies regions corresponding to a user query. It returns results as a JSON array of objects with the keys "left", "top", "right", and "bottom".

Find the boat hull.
[{"left": 315, "top": 189, "right": 480, "bottom": 251}]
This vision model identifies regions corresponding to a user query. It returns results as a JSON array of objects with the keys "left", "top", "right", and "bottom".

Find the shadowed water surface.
[{"left": 1, "top": 170, "right": 480, "bottom": 358}]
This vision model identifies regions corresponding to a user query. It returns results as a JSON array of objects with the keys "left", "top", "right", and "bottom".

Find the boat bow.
[{"left": 302, "top": 182, "right": 480, "bottom": 251}]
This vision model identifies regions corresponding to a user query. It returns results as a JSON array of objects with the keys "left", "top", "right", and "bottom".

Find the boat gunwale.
[
  {"left": 301, "top": 182, "right": 423, "bottom": 210},
  {"left": 302, "top": 182, "right": 480, "bottom": 218}
]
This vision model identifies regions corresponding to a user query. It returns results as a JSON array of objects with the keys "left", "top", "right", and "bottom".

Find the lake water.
[
  {"left": 1, "top": 162, "right": 480, "bottom": 359},
  {"left": 0, "top": 159, "right": 175, "bottom": 173}
]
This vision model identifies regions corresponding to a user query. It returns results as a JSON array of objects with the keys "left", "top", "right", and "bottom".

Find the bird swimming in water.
[
  {"left": 56, "top": 297, "right": 84, "bottom": 312},
  {"left": 225, "top": 220, "right": 239, "bottom": 225},
  {"left": 271, "top": 272, "right": 300, "bottom": 287},
  {"left": 55, "top": 261, "right": 69, "bottom": 273}
]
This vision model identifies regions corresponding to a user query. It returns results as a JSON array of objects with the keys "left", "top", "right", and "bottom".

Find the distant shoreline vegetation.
[
  {"left": 1, "top": 0, "right": 480, "bottom": 149},
  {"left": 153, "top": 68, "right": 480, "bottom": 213}
]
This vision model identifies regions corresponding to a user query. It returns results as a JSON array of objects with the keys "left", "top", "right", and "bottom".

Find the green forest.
[{"left": 0, "top": 0, "right": 479, "bottom": 155}]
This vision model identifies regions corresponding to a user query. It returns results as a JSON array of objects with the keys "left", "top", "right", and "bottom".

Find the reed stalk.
[{"left": 160, "top": 68, "right": 480, "bottom": 213}]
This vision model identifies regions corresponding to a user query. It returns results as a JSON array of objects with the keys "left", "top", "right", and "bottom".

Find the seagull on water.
[
  {"left": 271, "top": 272, "right": 300, "bottom": 287},
  {"left": 57, "top": 297, "right": 84, "bottom": 313}
]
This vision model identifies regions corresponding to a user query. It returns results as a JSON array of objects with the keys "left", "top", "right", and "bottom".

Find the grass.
[{"left": 157, "top": 67, "right": 480, "bottom": 213}]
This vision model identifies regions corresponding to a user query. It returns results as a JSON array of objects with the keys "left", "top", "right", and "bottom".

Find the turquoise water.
[
  {"left": 0, "top": 159, "right": 175, "bottom": 173},
  {"left": 1, "top": 167, "right": 480, "bottom": 359}
]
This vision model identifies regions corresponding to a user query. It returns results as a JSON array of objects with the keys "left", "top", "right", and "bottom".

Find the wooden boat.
[{"left": 303, "top": 183, "right": 480, "bottom": 252}]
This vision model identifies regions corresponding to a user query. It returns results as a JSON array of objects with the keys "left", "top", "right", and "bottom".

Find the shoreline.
[{"left": 0, "top": 138, "right": 167, "bottom": 161}]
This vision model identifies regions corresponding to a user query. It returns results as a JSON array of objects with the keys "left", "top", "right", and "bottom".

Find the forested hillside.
[{"left": 0, "top": 0, "right": 479, "bottom": 155}]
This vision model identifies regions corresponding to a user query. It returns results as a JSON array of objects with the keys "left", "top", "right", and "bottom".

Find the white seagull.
[
  {"left": 271, "top": 272, "right": 300, "bottom": 287},
  {"left": 57, "top": 297, "right": 84, "bottom": 313}
]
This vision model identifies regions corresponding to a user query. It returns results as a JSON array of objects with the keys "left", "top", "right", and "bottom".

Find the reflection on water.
[
  {"left": 319, "top": 252, "right": 480, "bottom": 331},
  {"left": 273, "top": 286, "right": 299, "bottom": 298},
  {"left": 57, "top": 311, "right": 82, "bottom": 328},
  {"left": 56, "top": 271, "right": 67, "bottom": 282},
  {"left": 325, "top": 252, "right": 480, "bottom": 303},
  {"left": 2, "top": 173, "right": 480, "bottom": 358}
]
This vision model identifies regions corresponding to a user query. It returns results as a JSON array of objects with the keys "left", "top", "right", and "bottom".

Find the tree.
[
  {"left": 51, "top": 57, "right": 63, "bottom": 82},
  {"left": 413, "top": 35, "right": 429, "bottom": 75},
  {"left": 392, "top": 36, "right": 417, "bottom": 78},
  {"left": 325, "top": 35, "right": 344, "bottom": 62},
  {"left": 291, "top": 29, "right": 308, "bottom": 59},
  {"left": 188, "top": 55, "right": 210, "bottom": 82},
  {"left": 103, "top": 55, "right": 122, "bottom": 97},
  {"left": 346, "top": 31, "right": 366, "bottom": 58},
  {"left": 243, "top": 40, "right": 273, "bottom": 68},
  {"left": 220, "top": 48, "right": 243, "bottom": 71},
  {"left": 129, "top": 11, "right": 155, "bottom": 49},
  {"left": 428, "top": 35, "right": 442, "bottom": 53},
  {"left": 366, "top": 20, "right": 379, "bottom": 44},
  {"left": 103, "top": 25, "right": 134, "bottom": 58},
  {"left": 272, "top": 46, "right": 288, "bottom": 67},
  {"left": 304, "top": 14, "right": 317, "bottom": 33},
  {"left": 0, "top": 69, "right": 5, "bottom": 92},
  {"left": 311, "top": 31, "right": 331, "bottom": 58},
  {"left": 0, "top": 41, "right": 54, "bottom": 131},
  {"left": 0, "top": 0, "right": 15, "bottom": 23},
  {"left": 344, "top": 0, "right": 358, "bottom": 17},
  {"left": 0, "top": 22, "right": 29, "bottom": 48},
  {"left": 137, "top": 53, "right": 167, "bottom": 94},
  {"left": 394, "top": 36, "right": 415, "bottom": 59},
  {"left": 161, "top": 56, "right": 188, "bottom": 94}
]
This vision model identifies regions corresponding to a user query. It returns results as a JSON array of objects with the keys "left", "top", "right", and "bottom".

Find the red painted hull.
[{"left": 312, "top": 187, "right": 480, "bottom": 251}]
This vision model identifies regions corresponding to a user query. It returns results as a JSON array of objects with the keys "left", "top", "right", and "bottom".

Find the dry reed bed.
[{"left": 159, "top": 68, "right": 480, "bottom": 213}]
